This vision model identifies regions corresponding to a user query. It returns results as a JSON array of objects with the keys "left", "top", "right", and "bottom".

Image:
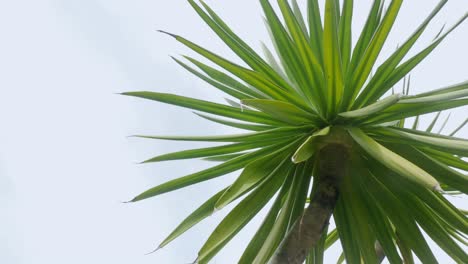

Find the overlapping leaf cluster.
[{"left": 124, "top": 0, "right": 468, "bottom": 263}]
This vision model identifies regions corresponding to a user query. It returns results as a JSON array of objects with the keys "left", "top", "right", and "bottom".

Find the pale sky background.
[{"left": 0, "top": 0, "right": 467, "bottom": 263}]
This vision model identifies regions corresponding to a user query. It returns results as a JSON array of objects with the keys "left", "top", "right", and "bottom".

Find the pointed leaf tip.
[
  {"left": 145, "top": 246, "right": 162, "bottom": 255},
  {"left": 157, "top": 30, "right": 178, "bottom": 38},
  {"left": 120, "top": 92, "right": 137, "bottom": 97}
]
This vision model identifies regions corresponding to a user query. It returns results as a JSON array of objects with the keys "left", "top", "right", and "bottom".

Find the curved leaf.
[
  {"left": 133, "top": 126, "right": 310, "bottom": 143},
  {"left": 141, "top": 140, "right": 278, "bottom": 164},
  {"left": 122, "top": 91, "right": 282, "bottom": 126},
  {"left": 196, "top": 161, "right": 293, "bottom": 263},
  {"left": 339, "top": 94, "right": 402, "bottom": 119},
  {"left": 157, "top": 187, "right": 229, "bottom": 249},
  {"left": 238, "top": 175, "right": 292, "bottom": 263},
  {"left": 214, "top": 145, "right": 292, "bottom": 210},
  {"left": 379, "top": 127, "right": 468, "bottom": 157},
  {"left": 172, "top": 56, "right": 255, "bottom": 99},
  {"left": 348, "top": 128, "right": 440, "bottom": 190},
  {"left": 253, "top": 164, "right": 307, "bottom": 264},
  {"left": 129, "top": 142, "right": 291, "bottom": 202},
  {"left": 346, "top": 0, "right": 403, "bottom": 106},
  {"left": 383, "top": 143, "right": 468, "bottom": 194},
  {"left": 194, "top": 112, "right": 272, "bottom": 131},
  {"left": 354, "top": 0, "right": 448, "bottom": 108},
  {"left": 292, "top": 126, "right": 330, "bottom": 163}
]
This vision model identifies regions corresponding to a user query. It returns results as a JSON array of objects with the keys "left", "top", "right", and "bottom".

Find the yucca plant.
[{"left": 123, "top": 0, "right": 468, "bottom": 263}]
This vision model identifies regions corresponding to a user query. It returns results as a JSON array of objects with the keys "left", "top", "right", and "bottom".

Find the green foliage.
[{"left": 125, "top": 0, "right": 468, "bottom": 263}]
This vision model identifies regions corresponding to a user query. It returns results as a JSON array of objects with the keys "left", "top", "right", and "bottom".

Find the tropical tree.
[{"left": 123, "top": 0, "right": 468, "bottom": 263}]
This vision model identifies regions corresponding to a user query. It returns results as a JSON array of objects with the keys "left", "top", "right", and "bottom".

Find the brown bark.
[{"left": 268, "top": 143, "right": 350, "bottom": 264}]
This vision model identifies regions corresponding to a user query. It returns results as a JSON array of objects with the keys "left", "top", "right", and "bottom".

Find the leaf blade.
[{"left": 348, "top": 128, "right": 440, "bottom": 190}]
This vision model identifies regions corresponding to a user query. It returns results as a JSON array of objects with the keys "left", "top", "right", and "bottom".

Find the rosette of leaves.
[{"left": 123, "top": 0, "right": 468, "bottom": 263}]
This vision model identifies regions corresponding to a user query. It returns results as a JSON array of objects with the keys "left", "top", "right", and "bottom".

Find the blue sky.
[{"left": 0, "top": 0, "right": 466, "bottom": 263}]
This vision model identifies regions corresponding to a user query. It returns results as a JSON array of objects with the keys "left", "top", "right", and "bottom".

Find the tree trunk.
[{"left": 268, "top": 143, "right": 350, "bottom": 264}]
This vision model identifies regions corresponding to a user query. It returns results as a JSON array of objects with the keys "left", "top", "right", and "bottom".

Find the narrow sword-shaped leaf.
[
  {"left": 122, "top": 91, "right": 283, "bottom": 126},
  {"left": 276, "top": 0, "right": 325, "bottom": 109},
  {"left": 407, "top": 199, "right": 468, "bottom": 263},
  {"left": 369, "top": 125, "right": 466, "bottom": 142},
  {"left": 416, "top": 80, "right": 468, "bottom": 97},
  {"left": 363, "top": 99, "right": 468, "bottom": 125},
  {"left": 254, "top": 165, "right": 306, "bottom": 264},
  {"left": 287, "top": 163, "right": 313, "bottom": 231},
  {"left": 214, "top": 148, "right": 290, "bottom": 210},
  {"left": 196, "top": 162, "right": 293, "bottom": 263},
  {"left": 412, "top": 115, "right": 420, "bottom": 130},
  {"left": 307, "top": 0, "right": 324, "bottom": 64},
  {"left": 324, "top": 229, "right": 339, "bottom": 250},
  {"left": 353, "top": 0, "right": 448, "bottom": 108},
  {"left": 292, "top": 126, "right": 330, "bottom": 163},
  {"left": 194, "top": 112, "right": 272, "bottom": 132},
  {"left": 437, "top": 113, "right": 451, "bottom": 134},
  {"left": 368, "top": 155, "right": 467, "bottom": 231},
  {"left": 357, "top": 175, "right": 403, "bottom": 264},
  {"left": 190, "top": 0, "right": 295, "bottom": 92},
  {"left": 323, "top": 0, "right": 344, "bottom": 115},
  {"left": 129, "top": 142, "right": 292, "bottom": 202},
  {"left": 263, "top": 21, "right": 302, "bottom": 95},
  {"left": 141, "top": 140, "right": 278, "bottom": 164},
  {"left": 426, "top": 111, "right": 442, "bottom": 132},
  {"left": 450, "top": 117, "right": 468, "bottom": 136},
  {"left": 336, "top": 252, "right": 345, "bottom": 264},
  {"left": 420, "top": 147, "right": 468, "bottom": 171},
  {"left": 368, "top": 164, "right": 468, "bottom": 261},
  {"left": 197, "top": 3, "right": 306, "bottom": 95},
  {"left": 389, "top": 168, "right": 467, "bottom": 233},
  {"left": 339, "top": 94, "right": 402, "bottom": 119},
  {"left": 291, "top": 0, "right": 308, "bottom": 35},
  {"left": 334, "top": 196, "right": 361, "bottom": 263},
  {"left": 342, "top": 0, "right": 382, "bottom": 108},
  {"left": 382, "top": 143, "right": 468, "bottom": 194},
  {"left": 157, "top": 187, "right": 229, "bottom": 249},
  {"left": 347, "top": 0, "right": 403, "bottom": 105},
  {"left": 203, "top": 153, "right": 245, "bottom": 162},
  {"left": 348, "top": 128, "right": 440, "bottom": 190},
  {"left": 395, "top": 234, "right": 415, "bottom": 264},
  {"left": 351, "top": 0, "right": 383, "bottom": 65},
  {"left": 261, "top": 42, "right": 289, "bottom": 82},
  {"left": 371, "top": 13, "right": 468, "bottom": 103},
  {"left": 181, "top": 56, "right": 265, "bottom": 98},
  {"left": 172, "top": 57, "right": 256, "bottom": 100},
  {"left": 260, "top": 0, "right": 314, "bottom": 99},
  {"left": 363, "top": 170, "right": 438, "bottom": 264},
  {"left": 133, "top": 126, "right": 310, "bottom": 143},
  {"left": 340, "top": 158, "right": 378, "bottom": 264},
  {"left": 400, "top": 88, "right": 468, "bottom": 104},
  {"left": 338, "top": 0, "right": 353, "bottom": 74},
  {"left": 238, "top": 174, "right": 293, "bottom": 263},
  {"left": 382, "top": 127, "right": 468, "bottom": 157},
  {"left": 241, "top": 98, "right": 321, "bottom": 125},
  {"left": 160, "top": 31, "right": 311, "bottom": 109},
  {"left": 198, "top": 0, "right": 259, "bottom": 59}
]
